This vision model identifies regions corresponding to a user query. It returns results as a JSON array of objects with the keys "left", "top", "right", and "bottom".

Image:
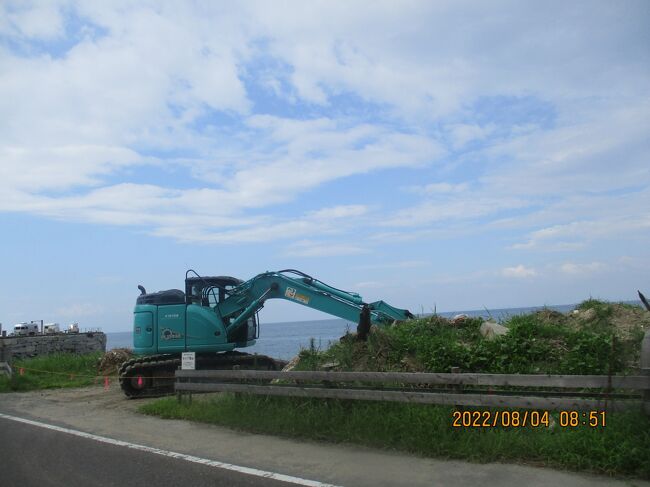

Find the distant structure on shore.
[
  {"left": 1, "top": 320, "right": 96, "bottom": 338},
  {"left": 0, "top": 319, "right": 105, "bottom": 361}
]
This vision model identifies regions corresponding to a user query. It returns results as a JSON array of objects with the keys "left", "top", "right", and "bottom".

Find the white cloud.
[
  {"left": 0, "top": 145, "right": 145, "bottom": 192},
  {"left": 559, "top": 262, "right": 606, "bottom": 275},
  {"left": 384, "top": 195, "right": 528, "bottom": 227},
  {"left": 511, "top": 214, "right": 650, "bottom": 251},
  {"left": 1, "top": 1, "right": 649, "bottom": 331},
  {"left": 3, "top": 2, "right": 66, "bottom": 39},
  {"left": 449, "top": 123, "right": 495, "bottom": 149},
  {"left": 225, "top": 116, "right": 443, "bottom": 203},
  {"left": 250, "top": 2, "right": 649, "bottom": 117},
  {"left": 481, "top": 102, "right": 650, "bottom": 197},
  {"left": 146, "top": 201, "right": 372, "bottom": 245},
  {"left": 0, "top": 114, "right": 441, "bottom": 243},
  {"left": 308, "top": 205, "right": 368, "bottom": 220},
  {"left": 501, "top": 265, "right": 537, "bottom": 278},
  {"left": 408, "top": 182, "right": 469, "bottom": 194},
  {"left": 0, "top": 1, "right": 647, "bottom": 252}
]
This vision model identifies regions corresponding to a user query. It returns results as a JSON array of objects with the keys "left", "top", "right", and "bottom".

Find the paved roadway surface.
[
  {"left": 0, "top": 386, "right": 647, "bottom": 487},
  {"left": 1, "top": 417, "right": 293, "bottom": 487}
]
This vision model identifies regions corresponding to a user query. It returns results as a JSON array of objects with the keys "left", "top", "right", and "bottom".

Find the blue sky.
[{"left": 0, "top": 1, "right": 648, "bottom": 333}]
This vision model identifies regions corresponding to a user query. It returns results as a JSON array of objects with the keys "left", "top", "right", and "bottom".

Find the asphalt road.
[
  {"left": 0, "top": 387, "right": 646, "bottom": 487},
  {"left": 0, "top": 417, "right": 297, "bottom": 487}
]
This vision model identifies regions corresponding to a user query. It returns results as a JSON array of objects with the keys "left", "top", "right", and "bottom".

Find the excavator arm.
[{"left": 216, "top": 269, "right": 413, "bottom": 337}]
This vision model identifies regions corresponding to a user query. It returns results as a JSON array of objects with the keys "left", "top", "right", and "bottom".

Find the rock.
[
  {"left": 280, "top": 355, "right": 300, "bottom": 372},
  {"left": 479, "top": 321, "right": 509, "bottom": 340},
  {"left": 451, "top": 314, "right": 469, "bottom": 325},
  {"left": 578, "top": 308, "right": 597, "bottom": 321}
]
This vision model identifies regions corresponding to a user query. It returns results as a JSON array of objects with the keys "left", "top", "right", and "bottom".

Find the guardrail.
[
  {"left": 176, "top": 330, "right": 650, "bottom": 414},
  {"left": 176, "top": 369, "right": 649, "bottom": 412}
]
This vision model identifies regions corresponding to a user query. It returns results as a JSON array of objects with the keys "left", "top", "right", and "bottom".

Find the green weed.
[
  {"left": 0, "top": 352, "right": 102, "bottom": 392},
  {"left": 141, "top": 394, "right": 650, "bottom": 478}
]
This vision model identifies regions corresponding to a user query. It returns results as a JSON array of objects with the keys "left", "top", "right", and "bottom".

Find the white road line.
[{"left": 0, "top": 412, "right": 342, "bottom": 487}]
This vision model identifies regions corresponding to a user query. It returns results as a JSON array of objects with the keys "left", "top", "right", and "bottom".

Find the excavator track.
[{"left": 118, "top": 352, "right": 280, "bottom": 398}]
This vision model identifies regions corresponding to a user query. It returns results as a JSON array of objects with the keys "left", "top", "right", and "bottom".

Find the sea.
[{"left": 105, "top": 302, "right": 603, "bottom": 360}]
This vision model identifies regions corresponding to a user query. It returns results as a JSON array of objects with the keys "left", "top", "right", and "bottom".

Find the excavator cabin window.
[
  {"left": 186, "top": 283, "right": 214, "bottom": 307},
  {"left": 184, "top": 276, "right": 243, "bottom": 307}
]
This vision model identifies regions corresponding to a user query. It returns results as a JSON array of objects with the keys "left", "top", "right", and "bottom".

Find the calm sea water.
[{"left": 105, "top": 302, "right": 590, "bottom": 359}]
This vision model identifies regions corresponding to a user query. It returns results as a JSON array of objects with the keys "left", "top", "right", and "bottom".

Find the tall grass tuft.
[{"left": 0, "top": 352, "right": 102, "bottom": 392}]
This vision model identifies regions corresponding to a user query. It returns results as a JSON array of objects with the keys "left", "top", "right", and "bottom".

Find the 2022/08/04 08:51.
[{"left": 451, "top": 410, "right": 607, "bottom": 428}]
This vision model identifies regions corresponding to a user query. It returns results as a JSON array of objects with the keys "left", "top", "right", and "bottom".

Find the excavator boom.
[{"left": 222, "top": 269, "right": 413, "bottom": 334}]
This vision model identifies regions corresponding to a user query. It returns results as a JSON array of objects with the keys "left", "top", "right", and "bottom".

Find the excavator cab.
[
  {"left": 184, "top": 275, "right": 258, "bottom": 343},
  {"left": 184, "top": 275, "right": 242, "bottom": 307}
]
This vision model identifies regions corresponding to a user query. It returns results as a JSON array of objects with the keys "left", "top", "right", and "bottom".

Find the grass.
[
  {"left": 0, "top": 352, "right": 102, "bottom": 392},
  {"left": 294, "top": 302, "right": 646, "bottom": 376},
  {"left": 140, "top": 394, "right": 650, "bottom": 478},
  {"left": 140, "top": 299, "right": 650, "bottom": 478}
]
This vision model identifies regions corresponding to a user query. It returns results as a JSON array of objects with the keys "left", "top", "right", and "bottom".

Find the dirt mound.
[
  {"left": 603, "top": 303, "right": 650, "bottom": 339},
  {"left": 567, "top": 303, "right": 650, "bottom": 340},
  {"left": 291, "top": 300, "right": 649, "bottom": 375},
  {"left": 533, "top": 302, "right": 649, "bottom": 340},
  {"left": 533, "top": 309, "right": 568, "bottom": 326},
  {"left": 98, "top": 348, "right": 133, "bottom": 375}
]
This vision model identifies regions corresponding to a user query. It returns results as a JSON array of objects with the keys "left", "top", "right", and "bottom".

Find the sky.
[{"left": 0, "top": 1, "right": 648, "bottom": 333}]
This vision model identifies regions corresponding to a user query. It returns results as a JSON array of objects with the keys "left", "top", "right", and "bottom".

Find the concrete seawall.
[{"left": 0, "top": 333, "right": 106, "bottom": 361}]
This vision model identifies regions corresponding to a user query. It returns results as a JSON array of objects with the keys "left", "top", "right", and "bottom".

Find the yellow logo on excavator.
[{"left": 285, "top": 287, "right": 310, "bottom": 304}]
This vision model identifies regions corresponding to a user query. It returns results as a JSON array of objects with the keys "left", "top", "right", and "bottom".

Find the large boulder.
[{"left": 480, "top": 321, "right": 509, "bottom": 340}]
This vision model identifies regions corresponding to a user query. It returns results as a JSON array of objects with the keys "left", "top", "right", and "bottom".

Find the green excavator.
[{"left": 119, "top": 269, "right": 413, "bottom": 397}]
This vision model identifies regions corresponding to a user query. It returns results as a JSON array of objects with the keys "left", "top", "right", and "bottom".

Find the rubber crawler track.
[{"left": 118, "top": 352, "right": 280, "bottom": 398}]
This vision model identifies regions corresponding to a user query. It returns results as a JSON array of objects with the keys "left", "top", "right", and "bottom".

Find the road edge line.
[{"left": 0, "top": 412, "right": 342, "bottom": 487}]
